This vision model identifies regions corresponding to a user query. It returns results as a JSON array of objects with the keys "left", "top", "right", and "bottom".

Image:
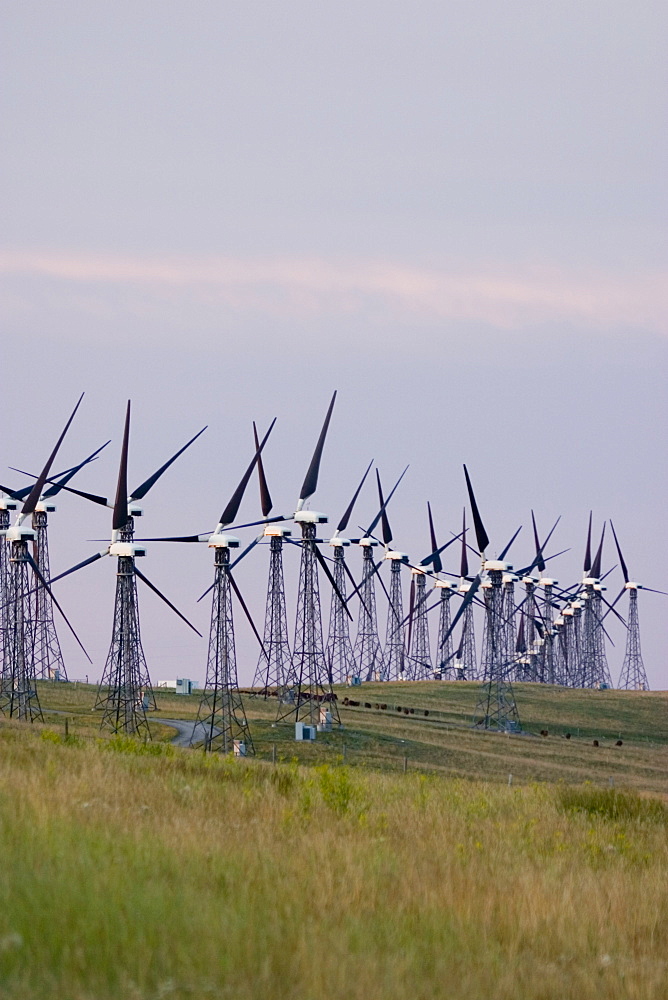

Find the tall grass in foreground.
[{"left": 0, "top": 728, "right": 667, "bottom": 1000}]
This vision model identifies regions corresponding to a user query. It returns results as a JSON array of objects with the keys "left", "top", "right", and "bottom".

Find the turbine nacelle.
[
  {"left": 109, "top": 542, "right": 146, "bottom": 557},
  {"left": 484, "top": 560, "right": 513, "bottom": 572},
  {"left": 539, "top": 577, "right": 558, "bottom": 587},
  {"left": 263, "top": 523, "right": 292, "bottom": 538},
  {"left": 625, "top": 581, "right": 642, "bottom": 590},
  {"left": 4, "top": 525, "right": 35, "bottom": 542},
  {"left": 207, "top": 532, "right": 240, "bottom": 549},
  {"left": 127, "top": 503, "right": 144, "bottom": 518},
  {"left": 0, "top": 498, "right": 18, "bottom": 512},
  {"left": 435, "top": 580, "right": 457, "bottom": 590},
  {"left": 384, "top": 550, "right": 409, "bottom": 563},
  {"left": 294, "top": 510, "right": 328, "bottom": 525},
  {"left": 358, "top": 537, "right": 379, "bottom": 548},
  {"left": 329, "top": 536, "right": 351, "bottom": 547},
  {"left": 34, "top": 500, "right": 57, "bottom": 513},
  {"left": 502, "top": 572, "right": 518, "bottom": 584}
]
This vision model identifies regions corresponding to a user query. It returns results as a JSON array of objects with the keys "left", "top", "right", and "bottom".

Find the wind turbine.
[
  {"left": 43, "top": 402, "right": 206, "bottom": 736},
  {"left": 1, "top": 395, "right": 89, "bottom": 721}
]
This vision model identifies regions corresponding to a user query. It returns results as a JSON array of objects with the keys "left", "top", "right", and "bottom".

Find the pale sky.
[{"left": 1, "top": 1, "right": 666, "bottom": 688}]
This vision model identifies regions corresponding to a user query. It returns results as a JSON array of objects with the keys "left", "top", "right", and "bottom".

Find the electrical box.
[
  {"left": 347, "top": 675, "right": 362, "bottom": 687},
  {"left": 318, "top": 708, "right": 332, "bottom": 732},
  {"left": 295, "top": 722, "right": 317, "bottom": 741},
  {"left": 175, "top": 678, "right": 193, "bottom": 696},
  {"left": 233, "top": 740, "right": 247, "bottom": 757}
]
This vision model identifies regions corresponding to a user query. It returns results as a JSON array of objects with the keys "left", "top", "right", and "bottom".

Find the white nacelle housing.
[
  {"left": 263, "top": 523, "right": 291, "bottom": 538},
  {"left": 435, "top": 580, "right": 457, "bottom": 590},
  {"left": 358, "top": 536, "right": 378, "bottom": 547},
  {"left": 5, "top": 525, "right": 35, "bottom": 542},
  {"left": 385, "top": 550, "right": 409, "bottom": 563},
  {"left": 484, "top": 560, "right": 513, "bottom": 572},
  {"left": 128, "top": 504, "right": 143, "bottom": 518},
  {"left": 539, "top": 578, "right": 558, "bottom": 587},
  {"left": 329, "top": 536, "right": 350, "bottom": 547},
  {"left": 35, "top": 501, "right": 57, "bottom": 513},
  {"left": 582, "top": 577, "right": 598, "bottom": 587},
  {"left": 294, "top": 510, "right": 328, "bottom": 525},
  {"left": 625, "top": 581, "right": 641, "bottom": 590},
  {"left": 110, "top": 542, "right": 146, "bottom": 557},
  {"left": 0, "top": 498, "right": 18, "bottom": 511},
  {"left": 207, "top": 532, "right": 240, "bottom": 549}
]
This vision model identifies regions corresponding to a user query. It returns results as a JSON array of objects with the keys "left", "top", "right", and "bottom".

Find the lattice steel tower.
[
  {"left": 354, "top": 539, "right": 384, "bottom": 682},
  {"left": 617, "top": 585, "right": 648, "bottom": 690},
  {"left": 473, "top": 563, "right": 521, "bottom": 730},
  {"left": 434, "top": 580, "right": 456, "bottom": 679},
  {"left": 95, "top": 515, "right": 154, "bottom": 736},
  {"left": 31, "top": 504, "right": 67, "bottom": 682},
  {"left": 408, "top": 568, "right": 432, "bottom": 680},
  {"left": 1, "top": 527, "right": 42, "bottom": 721},
  {"left": 454, "top": 582, "right": 478, "bottom": 680},
  {"left": 194, "top": 538, "right": 254, "bottom": 753},
  {"left": 253, "top": 525, "right": 293, "bottom": 694},
  {"left": 0, "top": 497, "right": 18, "bottom": 705},
  {"left": 325, "top": 540, "right": 356, "bottom": 683},
  {"left": 384, "top": 552, "right": 408, "bottom": 679}
]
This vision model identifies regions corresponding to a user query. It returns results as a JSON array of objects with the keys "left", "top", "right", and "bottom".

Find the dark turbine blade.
[
  {"left": 130, "top": 426, "right": 208, "bottom": 501},
  {"left": 584, "top": 511, "right": 593, "bottom": 573},
  {"left": 22, "top": 392, "right": 85, "bottom": 516},
  {"left": 499, "top": 525, "right": 522, "bottom": 561},
  {"left": 609, "top": 520, "right": 629, "bottom": 585},
  {"left": 299, "top": 390, "right": 337, "bottom": 503},
  {"left": 427, "top": 501, "right": 442, "bottom": 574},
  {"left": 226, "top": 569, "right": 268, "bottom": 660},
  {"left": 531, "top": 510, "right": 545, "bottom": 573},
  {"left": 42, "top": 440, "right": 111, "bottom": 499},
  {"left": 219, "top": 418, "right": 276, "bottom": 527},
  {"left": 253, "top": 421, "right": 273, "bottom": 518},
  {"left": 460, "top": 509, "right": 469, "bottom": 579},
  {"left": 112, "top": 401, "right": 132, "bottom": 531},
  {"left": 364, "top": 466, "right": 408, "bottom": 540},
  {"left": 463, "top": 465, "right": 489, "bottom": 555},
  {"left": 591, "top": 523, "right": 606, "bottom": 579},
  {"left": 313, "top": 543, "right": 353, "bottom": 620},
  {"left": 25, "top": 550, "right": 92, "bottom": 663},
  {"left": 134, "top": 566, "right": 202, "bottom": 636},
  {"left": 375, "top": 470, "right": 393, "bottom": 546},
  {"left": 440, "top": 576, "right": 481, "bottom": 650},
  {"left": 45, "top": 550, "right": 106, "bottom": 588},
  {"left": 337, "top": 460, "right": 373, "bottom": 534}
]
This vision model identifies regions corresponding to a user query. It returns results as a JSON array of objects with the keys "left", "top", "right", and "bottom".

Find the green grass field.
[
  {"left": 0, "top": 723, "right": 667, "bottom": 999},
  {"left": 2, "top": 680, "right": 666, "bottom": 998}
]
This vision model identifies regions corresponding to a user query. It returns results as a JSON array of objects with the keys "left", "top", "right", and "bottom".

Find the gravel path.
[{"left": 159, "top": 718, "right": 216, "bottom": 747}]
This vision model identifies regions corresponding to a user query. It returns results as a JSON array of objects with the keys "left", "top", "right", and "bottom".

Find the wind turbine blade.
[
  {"left": 299, "top": 390, "right": 337, "bottom": 503},
  {"left": 253, "top": 421, "right": 273, "bottom": 518},
  {"left": 498, "top": 525, "right": 522, "bottom": 561},
  {"left": 196, "top": 581, "right": 215, "bottom": 604},
  {"left": 406, "top": 578, "right": 416, "bottom": 653},
  {"left": 226, "top": 569, "right": 268, "bottom": 659},
  {"left": 42, "top": 440, "right": 111, "bottom": 498},
  {"left": 45, "top": 550, "right": 107, "bottom": 587},
  {"left": 112, "top": 402, "right": 132, "bottom": 531},
  {"left": 365, "top": 466, "right": 409, "bottom": 539},
  {"left": 609, "top": 520, "right": 629, "bottom": 585},
  {"left": 427, "top": 501, "right": 442, "bottom": 574},
  {"left": 591, "top": 523, "right": 606, "bottom": 579},
  {"left": 229, "top": 536, "right": 262, "bottom": 571},
  {"left": 21, "top": 393, "right": 84, "bottom": 516},
  {"left": 130, "top": 426, "right": 208, "bottom": 501},
  {"left": 341, "top": 558, "right": 371, "bottom": 619},
  {"left": 219, "top": 419, "right": 276, "bottom": 526},
  {"left": 376, "top": 470, "right": 393, "bottom": 546},
  {"left": 463, "top": 465, "right": 489, "bottom": 555},
  {"left": 584, "top": 511, "right": 593, "bottom": 573},
  {"left": 531, "top": 510, "right": 545, "bottom": 572},
  {"left": 460, "top": 509, "right": 469, "bottom": 578},
  {"left": 313, "top": 543, "right": 353, "bottom": 620},
  {"left": 439, "top": 575, "right": 482, "bottom": 650},
  {"left": 134, "top": 566, "right": 203, "bottom": 636},
  {"left": 25, "top": 550, "right": 92, "bottom": 663},
  {"left": 337, "top": 460, "right": 373, "bottom": 534},
  {"left": 420, "top": 532, "right": 463, "bottom": 569},
  {"left": 134, "top": 534, "right": 210, "bottom": 543},
  {"left": 642, "top": 587, "right": 668, "bottom": 596}
]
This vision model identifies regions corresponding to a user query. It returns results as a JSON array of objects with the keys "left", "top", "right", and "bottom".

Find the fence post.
[
  {"left": 64, "top": 718, "right": 69, "bottom": 739},
  {"left": 403, "top": 755, "right": 408, "bottom": 774},
  {"left": 272, "top": 743, "right": 277, "bottom": 765},
  {"left": 342, "top": 743, "right": 346, "bottom": 762}
]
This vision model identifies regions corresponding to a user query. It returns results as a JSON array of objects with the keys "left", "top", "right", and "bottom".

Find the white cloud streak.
[{"left": 0, "top": 250, "right": 665, "bottom": 333}]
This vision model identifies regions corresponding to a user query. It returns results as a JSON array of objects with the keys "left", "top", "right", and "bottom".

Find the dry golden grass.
[{"left": 0, "top": 725, "right": 666, "bottom": 999}]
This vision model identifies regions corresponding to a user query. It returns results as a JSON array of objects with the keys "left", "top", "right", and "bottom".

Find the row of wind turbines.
[{"left": 0, "top": 391, "right": 661, "bottom": 750}]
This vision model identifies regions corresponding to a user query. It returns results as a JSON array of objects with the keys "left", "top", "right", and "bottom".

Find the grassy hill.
[{"left": 35, "top": 679, "right": 668, "bottom": 796}]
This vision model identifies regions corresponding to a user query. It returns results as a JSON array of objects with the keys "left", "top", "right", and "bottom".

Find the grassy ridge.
[
  {"left": 0, "top": 728, "right": 667, "bottom": 999},
  {"left": 35, "top": 680, "right": 668, "bottom": 795}
]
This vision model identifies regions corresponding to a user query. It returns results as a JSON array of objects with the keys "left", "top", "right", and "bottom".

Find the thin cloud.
[{"left": 0, "top": 250, "right": 665, "bottom": 333}]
